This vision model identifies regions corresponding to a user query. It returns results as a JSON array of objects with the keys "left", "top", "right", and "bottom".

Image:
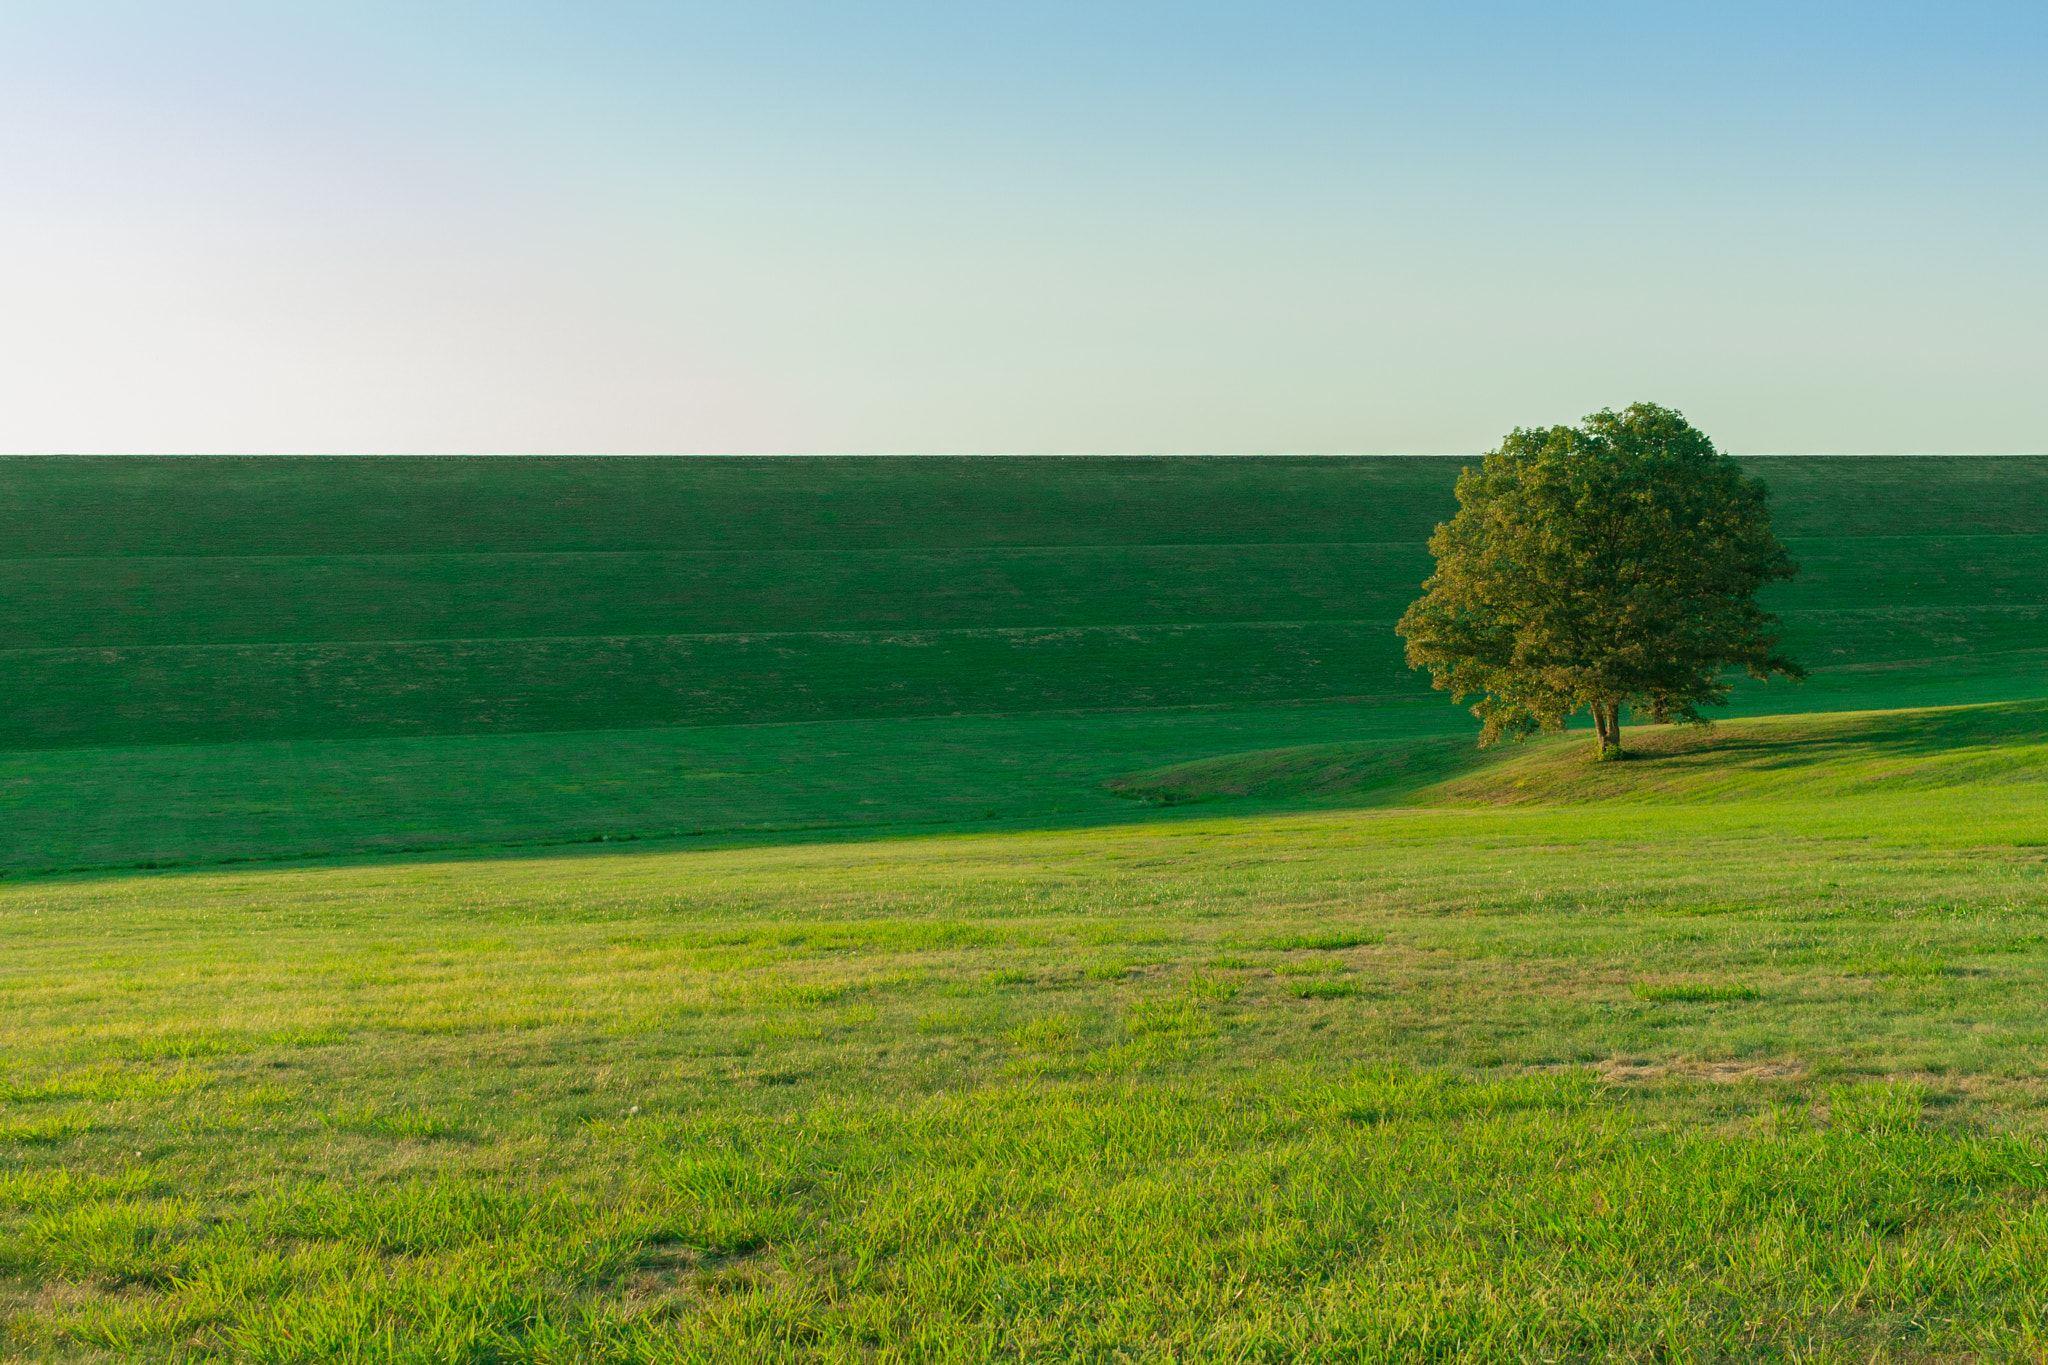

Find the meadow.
[
  {"left": 5, "top": 454, "right": 2048, "bottom": 1360},
  {"left": 3, "top": 701, "right": 2047, "bottom": 1360}
]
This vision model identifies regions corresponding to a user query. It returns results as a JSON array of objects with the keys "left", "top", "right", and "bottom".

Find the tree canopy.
[{"left": 1396, "top": 402, "right": 1803, "bottom": 754}]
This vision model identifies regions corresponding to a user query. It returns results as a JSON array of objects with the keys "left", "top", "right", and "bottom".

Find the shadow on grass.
[
  {"left": 17, "top": 697, "right": 2048, "bottom": 890},
  {"left": 1103, "top": 732, "right": 1514, "bottom": 808},
  {"left": 1623, "top": 695, "right": 2048, "bottom": 770},
  {"left": 1104, "top": 697, "right": 2048, "bottom": 812}
]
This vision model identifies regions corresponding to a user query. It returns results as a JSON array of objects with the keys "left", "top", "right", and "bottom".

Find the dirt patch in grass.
[{"left": 1593, "top": 1058, "right": 1808, "bottom": 1085}]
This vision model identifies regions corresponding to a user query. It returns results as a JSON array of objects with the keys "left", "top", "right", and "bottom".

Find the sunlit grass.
[{"left": 3, "top": 740, "right": 2048, "bottom": 1358}]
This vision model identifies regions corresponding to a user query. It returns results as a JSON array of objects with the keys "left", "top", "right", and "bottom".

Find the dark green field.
[{"left": 5, "top": 455, "right": 2048, "bottom": 873}]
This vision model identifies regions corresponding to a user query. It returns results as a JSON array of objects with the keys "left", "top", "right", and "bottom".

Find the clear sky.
[{"left": 2, "top": 2, "right": 2042, "bottom": 455}]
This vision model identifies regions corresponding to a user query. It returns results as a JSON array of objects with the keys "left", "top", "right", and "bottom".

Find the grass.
[
  {"left": 7, "top": 455, "right": 2048, "bottom": 872},
  {"left": 0, "top": 620, "right": 1425, "bottom": 750},
  {"left": 10, "top": 671, "right": 2048, "bottom": 881},
  {"left": 4, "top": 456, "right": 2048, "bottom": 753},
  {"left": 1631, "top": 983, "right": 1762, "bottom": 1003},
  {"left": 0, "top": 700, "right": 1475, "bottom": 875},
  {"left": 9, "top": 456, "right": 2048, "bottom": 1356},
  {"left": 0, "top": 456, "right": 1458, "bottom": 749},
  {"left": 0, "top": 455, "right": 1465, "bottom": 557},
  {"left": 1253, "top": 932, "right": 1379, "bottom": 951},
  {"left": 1284, "top": 978, "right": 1360, "bottom": 998},
  {"left": 1108, "top": 696, "right": 2048, "bottom": 815},
  {"left": 5, "top": 701, "right": 2048, "bottom": 1359}
]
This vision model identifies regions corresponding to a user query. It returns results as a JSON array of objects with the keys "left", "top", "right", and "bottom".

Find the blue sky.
[{"left": 1, "top": 2, "right": 2042, "bottom": 454}]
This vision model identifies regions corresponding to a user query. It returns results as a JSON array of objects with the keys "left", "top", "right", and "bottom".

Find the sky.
[{"left": 1, "top": 2, "right": 2043, "bottom": 455}]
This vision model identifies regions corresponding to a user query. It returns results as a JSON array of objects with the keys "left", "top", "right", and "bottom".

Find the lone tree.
[{"left": 1396, "top": 402, "right": 1803, "bottom": 757}]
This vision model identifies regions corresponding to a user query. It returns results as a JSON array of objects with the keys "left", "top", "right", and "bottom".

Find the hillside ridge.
[{"left": 1105, "top": 698, "right": 2048, "bottom": 812}]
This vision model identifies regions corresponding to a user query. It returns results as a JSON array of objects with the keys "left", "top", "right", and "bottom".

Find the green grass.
[
  {"left": 1108, "top": 696, "right": 2048, "bottom": 815},
  {"left": 8, "top": 456, "right": 2048, "bottom": 1355},
  {"left": 4, "top": 457, "right": 2048, "bottom": 748},
  {"left": 8, "top": 454, "right": 2048, "bottom": 870},
  {"left": 0, "top": 455, "right": 1464, "bottom": 557},
  {"left": 0, "top": 699, "right": 1476, "bottom": 875},
  {"left": 1631, "top": 983, "right": 1762, "bottom": 1003},
  {"left": 1251, "top": 932, "right": 1379, "bottom": 951},
  {"left": 5, "top": 701, "right": 2048, "bottom": 1359},
  {"left": 0, "top": 620, "right": 1423, "bottom": 750},
  {"left": 0, "top": 543, "right": 1444, "bottom": 647},
  {"left": 14, "top": 689, "right": 2048, "bottom": 880}
]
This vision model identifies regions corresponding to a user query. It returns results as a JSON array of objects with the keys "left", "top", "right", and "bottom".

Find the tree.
[{"left": 1396, "top": 402, "right": 1803, "bottom": 757}]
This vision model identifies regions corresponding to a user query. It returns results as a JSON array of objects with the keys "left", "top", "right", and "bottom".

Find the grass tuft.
[
  {"left": 1272, "top": 958, "right": 1347, "bottom": 977},
  {"left": 324, "top": 1108, "right": 468, "bottom": 1142},
  {"left": 1126, "top": 998, "right": 1214, "bottom": 1038},
  {"left": 1825, "top": 1082, "right": 1928, "bottom": 1136},
  {"left": 1289, "top": 979, "right": 1361, "bottom": 1000},
  {"left": 1846, "top": 955, "right": 1951, "bottom": 979},
  {"left": 0, "top": 1111, "right": 94, "bottom": 1146},
  {"left": 1631, "top": 982, "right": 1761, "bottom": 1003},
  {"left": 1006, "top": 1016, "right": 1079, "bottom": 1053},
  {"left": 1254, "top": 932, "right": 1380, "bottom": 952}
]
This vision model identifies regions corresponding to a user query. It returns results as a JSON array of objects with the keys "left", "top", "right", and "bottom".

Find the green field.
[
  {"left": 5, "top": 455, "right": 2048, "bottom": 1359},
  {"left": 5, "top": 454, "right": 2048, "bottom": 874},
  {"left": 4, "top": 702, "right": 2048, "bottom": 1360}
]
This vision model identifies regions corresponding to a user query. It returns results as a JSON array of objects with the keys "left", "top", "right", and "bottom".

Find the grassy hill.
[
  {"left": 4, "top": 696, "right": 2045, "bottom": 1360},
  {"left": 2, "top": 455, "right": 1461, "bottom": 749},
  {"left": 4, "top": 454, "right": 2046, "bottom": 872},
  {"left": 1107, "top": 697, "right": 2048, "bottom": 825},
  {"left": 8, "top": 453, "right": 2048, "bottom": 1358},
  {"left": 7, "top": 454, "right": 2048, "bottom": 749}
]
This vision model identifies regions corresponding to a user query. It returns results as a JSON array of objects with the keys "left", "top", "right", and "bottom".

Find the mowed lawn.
[{"left": 5, "top": 706, "right": 2048, "bottom": 1361}]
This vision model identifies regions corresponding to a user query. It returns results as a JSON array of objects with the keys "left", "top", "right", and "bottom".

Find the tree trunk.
[{"left": 1593, "top": 700, "right": 1622, "bottom": 756}]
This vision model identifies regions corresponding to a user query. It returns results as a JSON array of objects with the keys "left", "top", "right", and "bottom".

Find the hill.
[
  {"left": 1105, "top": 697, "right": 2048, "bottom": 830},
  {"left": 7, "top": 458, "right": 2048, "bottom": 1356},
  {"left": 0, "top": 456, "right": 1457, "bottom": 749},
  {"left": 4, "top": 454, "right": 2047, "bottom": 872},
  {"left": 6, "top": 455, "right": 2048, "bottom": 750}
]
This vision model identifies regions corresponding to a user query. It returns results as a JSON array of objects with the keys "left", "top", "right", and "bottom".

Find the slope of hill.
[
  {"left": 1105, "top": 698, "right": 2048, "bottom": 825},
  {"left": 2, "top": 455, "right": 1461, "bottom": 749},
  {"left": 0, "top": 699, "right": 1472, "bottom": 875},
  {"left": 4, "top": 454, "right": 2046, "bottom": 871},
  {"left": 5, "top": 454, "right": 2047, "bottom": 751}
]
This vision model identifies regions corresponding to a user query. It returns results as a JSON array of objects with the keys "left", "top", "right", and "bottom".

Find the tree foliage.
[{"left": 1396, "top": 403, "right": 1803, "bottom": 752}]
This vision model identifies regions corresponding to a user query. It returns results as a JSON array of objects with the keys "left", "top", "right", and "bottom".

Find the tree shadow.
[{"left": 1619, "top": 696, "right": 2048, "bottom": 773}]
